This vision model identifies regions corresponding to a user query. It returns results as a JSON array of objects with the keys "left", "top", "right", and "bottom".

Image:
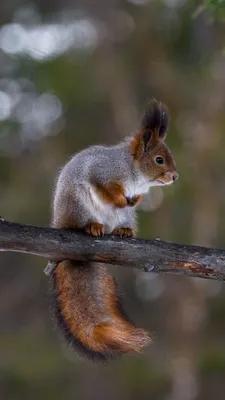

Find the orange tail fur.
[{"left": 49, "top": 260, "right": 150, "bottom": 361}]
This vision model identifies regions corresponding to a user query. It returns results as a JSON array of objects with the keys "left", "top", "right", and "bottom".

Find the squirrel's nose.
[{"left": 173, "top": 172, "right": 179, "bottom": 182}]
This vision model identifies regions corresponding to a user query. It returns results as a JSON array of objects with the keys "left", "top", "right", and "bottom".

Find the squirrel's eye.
[{"left": 155, "top": 156, "right": 164, "bottom": 165}]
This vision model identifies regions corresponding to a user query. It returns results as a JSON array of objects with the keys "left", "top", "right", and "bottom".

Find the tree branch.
[{"left": 0, "top": 218, "right": 225, "bottom": 280}]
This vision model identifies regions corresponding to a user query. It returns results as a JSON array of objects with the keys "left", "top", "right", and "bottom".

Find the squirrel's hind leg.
[
  {"left": 111, "top": 207, "right": 137, "bottom": 238},
  {"left": 112, "top": 227, "right": 135, "bottom": 238},
  {"left": 84, "top": 222, "right": 105, "bottom": 238}
]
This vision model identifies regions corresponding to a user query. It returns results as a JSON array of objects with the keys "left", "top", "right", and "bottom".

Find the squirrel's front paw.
[
  {"left": 126, "top": 195, "right": 143, "bottom": 207},
  {"left": 114, "top": 194, "right": 128, "bottom": 208},
  {"left": 84, "top": 222, "right": 104, "bottom": 238},
  {"left": 112, "top": 227, "right": 135, "bottom": 238}
]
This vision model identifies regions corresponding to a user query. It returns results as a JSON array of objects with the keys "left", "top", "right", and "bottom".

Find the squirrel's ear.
[
  {"left": 141, "top": 99, "right": 169, "bottom": 143},
  {"left": 142, "top": 131, "right": 153, "bottom": 152}
]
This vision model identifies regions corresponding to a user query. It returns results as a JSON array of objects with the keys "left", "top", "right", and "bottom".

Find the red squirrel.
[{"left": 45, "top": 99, "right": 178, "bottom": 361}]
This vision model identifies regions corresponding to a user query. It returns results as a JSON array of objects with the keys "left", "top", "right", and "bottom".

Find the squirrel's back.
[{"left": 56, "top": 142, "right": 134, "bottom": 187}]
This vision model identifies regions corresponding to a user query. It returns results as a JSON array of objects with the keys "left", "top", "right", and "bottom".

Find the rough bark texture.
[{"left": 0, "top": 218, "right": 225, "bottom": 280}]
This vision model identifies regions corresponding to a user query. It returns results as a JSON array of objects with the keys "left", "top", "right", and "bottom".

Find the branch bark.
[{"left": 0, "top": 218, "right": 225, "bottom": 281}]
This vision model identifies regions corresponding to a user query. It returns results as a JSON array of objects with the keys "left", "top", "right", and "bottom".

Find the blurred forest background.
[{"left": 0, "top": 0, "right": 225, "bottom": 399}]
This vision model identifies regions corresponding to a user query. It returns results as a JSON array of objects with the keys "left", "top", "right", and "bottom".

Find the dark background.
[{"left": 0, "top": 0, "right": 225, "bottom": 399}]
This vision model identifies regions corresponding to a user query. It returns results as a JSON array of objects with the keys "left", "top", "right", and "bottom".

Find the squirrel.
[{"left": 45, "top": 99, "right": 178, "bottom": 362}]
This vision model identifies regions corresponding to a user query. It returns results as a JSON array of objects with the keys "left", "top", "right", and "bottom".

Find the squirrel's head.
[{"left": 130, "top": 99, "right": 178, "bottom": 186}]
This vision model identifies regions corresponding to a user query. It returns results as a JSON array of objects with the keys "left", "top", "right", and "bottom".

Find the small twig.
[{"left": 0, "top": 219, "right": 225, "bottom": 280}]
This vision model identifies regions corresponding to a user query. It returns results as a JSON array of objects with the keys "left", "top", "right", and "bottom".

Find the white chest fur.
[
  {"left": 88, "top": 174, "right": 150, "bottom": 233},
  {"left": 88, "top": 186, "right": 128, "bottom": 233},
  {"left": 124, "top": 175, "right": 151, "bottom": 198}
]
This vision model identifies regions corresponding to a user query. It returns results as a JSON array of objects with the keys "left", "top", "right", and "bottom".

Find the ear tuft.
[
  {"left": 142, "top": 131, "right": 152, "bottom": 152},
  {"left": 141, "top": 99, "right": 169, "bottom": 140}
]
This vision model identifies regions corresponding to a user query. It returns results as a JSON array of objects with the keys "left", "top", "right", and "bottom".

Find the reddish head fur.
[{"left": 129, "top": 99, "right": 178, "bottom": 185}]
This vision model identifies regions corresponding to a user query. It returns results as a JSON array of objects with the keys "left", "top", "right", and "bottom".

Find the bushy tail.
[
  {"left": 93, "top": 323, "right": 149, "bottom": 354},
  {"left": 49, "top": 260, "right": 150, "bottom": 361}
]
